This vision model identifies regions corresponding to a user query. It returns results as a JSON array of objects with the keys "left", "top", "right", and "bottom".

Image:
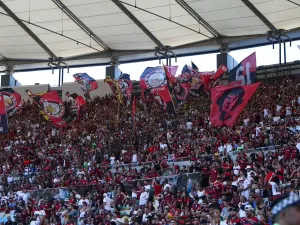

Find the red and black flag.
[
  {"left": 66, "top": 92, "right": 86, "bottom": 120},
  {"left": 202, "top": 65, "right": 228, "bottom": 92},
  {"left": 140, "top": 67, "right": 175, "bottom": 114},
  {"left": 175, "top": 73, "right": 192, "bottom": 102},
  {"left": 210, "top": 82, "right": 260, "bottom": 127},
  {"left": 118, "top": 73, "right": 133, "bottom": 105},
  {"left": 164, "top": 65, "right": 179, "bottom": 106},
  {"left": 73, "top": 73, "right": 98, "bottom": 100},
  {"left": 0, "top": 88, "right": 23, "bottom": 116},
  {"left": 27, "top": 90, "right": 69, "bottom": 128},
  {"left": 229, "top": 52, "right": 256, "bottom": 87},
  {"left": 0, "top": 94, "right": 9, "bottom": 134}
]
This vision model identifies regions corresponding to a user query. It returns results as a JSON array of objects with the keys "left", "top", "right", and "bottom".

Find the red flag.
[
  {"left": 164, "top": 66, "right": 178, "bottom": 86},
  {"left": 211, "top": 65, "right": 228, "bottom": 81},
  {"left": 210, "top": 82, "right": 260, "bottom": 127}
]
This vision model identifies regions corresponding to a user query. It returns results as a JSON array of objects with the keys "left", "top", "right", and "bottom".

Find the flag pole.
[{"left": 117, "top": 100, "right": 120, "bottom": 122}]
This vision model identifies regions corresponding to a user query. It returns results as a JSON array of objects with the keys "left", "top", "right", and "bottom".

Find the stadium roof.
[{"left": 0, "top": 0, "right": 300, "bottom": 72}]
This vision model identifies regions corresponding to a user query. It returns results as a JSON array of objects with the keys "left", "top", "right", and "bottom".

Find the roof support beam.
[
  {"left": 51, "top": 0, "right": 111, "bottom": 52},
  {"left": 111, "top": 0, "right": 164, "bottom": 48},
  {"left": 175, "top": 0, "right": 221, "bottom": 38},
  {"left": 241, "top": 0, "right": 277, "bottom": 31},
  {"left": 0, "top": 1, "right": 57, "bottom": 59}
]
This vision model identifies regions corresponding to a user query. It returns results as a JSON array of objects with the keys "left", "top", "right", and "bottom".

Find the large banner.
[
  {"left": 27, "top": 90, "right": 68, "bottom": 128},
  {"left": 0, "top": 88, "right": 23, "bottom": 116},
  {"left": 118, "top": 73, "right": 133, "bottom": 105},
  {"left": 0, "top": 94, "right": 8, "bottom": 134},
  {"left": 210, "top": 82, "right": 260, "bottom": 126},
  {"left": 73, "top": 73, "right": 98, "bottom": 99},
  {"left": 140, "top": 67, "right": 175, "bottom": 114},
  {"left": 229, "top": 52, "right": 256, "bottom": 87},
  {"left": 104, "top": 77, "right": 123, "bottom": 103}
]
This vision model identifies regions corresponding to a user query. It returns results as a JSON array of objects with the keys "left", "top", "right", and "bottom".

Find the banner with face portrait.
[
  {"left": 140, "top": 67, "right": 175, "bottom": 114},
  {"left": 27, "top": 90, "right": 69, "bottom": 128},
  {"left": 229, "top": 52, "right": 256, "bottom": 87},
  {"left": 118, "top": 73, "right": 133, "bottom": 105},
  {"left": 210, "top": 82, "right": 260, "bottom": 127},
  {"left": 0, "top": 88, "right": 23, "bottom": 116}
]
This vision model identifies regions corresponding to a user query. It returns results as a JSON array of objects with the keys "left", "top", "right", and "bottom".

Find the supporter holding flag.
[{"left": 65, "top": 92, "right": 86, "bottom": 121}]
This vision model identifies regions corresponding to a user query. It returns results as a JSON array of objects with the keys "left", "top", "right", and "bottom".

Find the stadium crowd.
[{"left": 0, "top": 76, "right": 300, "bottom": 225}]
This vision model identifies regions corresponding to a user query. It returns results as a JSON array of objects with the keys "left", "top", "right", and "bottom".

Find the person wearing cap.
[
  {"left": 240, "top": 205, "right": 259, "bottom": 225},
  {"left": 271, "top": 192, "right": 300, "bottom": 225}
]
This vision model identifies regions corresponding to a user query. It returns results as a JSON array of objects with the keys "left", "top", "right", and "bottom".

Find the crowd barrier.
[{"left": 24, "top": 172, "right": 202, "bottom": 201}]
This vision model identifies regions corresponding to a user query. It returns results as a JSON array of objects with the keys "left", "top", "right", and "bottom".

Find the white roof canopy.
[{"left": 0, "top": 0, "right": 300, "bottom": 71}]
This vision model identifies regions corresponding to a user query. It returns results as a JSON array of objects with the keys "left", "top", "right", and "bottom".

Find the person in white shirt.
[
  {"left": 109, "top": 154, "right": 116, "bottom": 165},
  {"left": 286, "top": 107, "right": 292, "bottom": 117},
  {"left": 132, "top": 151, "right": 138, "bottom": 164},
  {"left": 186, "top": 120, "right": 193, "bottom": 130},
  {"left": 263, "top": 108, "right": 269, "bottom": 117},
  {"left": 218, "top": 145, "right": 225, "bottom": 155},
  {"left": 233, "top": 162, "right": 241, "bottom": 176},
  {"left": 103, "top": 193, "right": 113, "bottom": 211},
  {"left": 139, "top": 187, "right": 149, "bottom": 207},
  {"left": 226, "top": 143, "right": 233, "bottom": 153},
  {"left": 246, "top": 166, "right": 256, "bottom": 179},
  {"left": 242, "top": 174, "right": 253, "bottom": 200},
  {"left": 296, "top": 139, "right": 300, "bottom": 153},
  {"left": 268, "top": 174, "right": 281, "bottom": 198},
  {"left": 142, "top": 208, "right": 152, "bottom": 223}
]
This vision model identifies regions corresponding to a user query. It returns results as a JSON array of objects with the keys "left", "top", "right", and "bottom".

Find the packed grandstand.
[
  {"left": 1, "top": 0, "right": 300, "bottom": 224},
  {"left": 0, "top": 67, "right": 299, "bottom": 225}
]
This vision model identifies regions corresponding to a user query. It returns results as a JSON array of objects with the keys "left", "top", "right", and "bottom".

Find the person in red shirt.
[
  {"left": 115, "top": 187, "right": 126, "bottom": 207},
  {"left": 206, "top": 182, "right": 217, "bottom": 199},
  {"left": 210, "top": 165, "right": 218, "bottom": 183},
  {"left": 284, "top": 148, "right": 291, "bottom": 160},
  {"left": 153, "top": 180, "right": 163, "bottom": 197}
]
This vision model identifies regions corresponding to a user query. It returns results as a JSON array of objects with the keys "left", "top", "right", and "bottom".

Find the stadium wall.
[
  {"left": 1, "top": 80, "right": 112, "bottom": 102},
  {"left": 1, "top": 84, "right": 50, "bottom": 102}
]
